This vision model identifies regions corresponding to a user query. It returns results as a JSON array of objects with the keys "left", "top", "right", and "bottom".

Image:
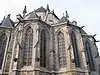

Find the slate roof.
[
  {"left": 58, "top": 16, "right": 68, "bottom": 23},
  {"left": 36, "top": 6, "right": 46, "bottom": 12},
  {"left": 27, "top": 10, "right": 39, "bottom": 19},
  {"left": 0, "top": 15, "right": 14, "bottom": 28}
]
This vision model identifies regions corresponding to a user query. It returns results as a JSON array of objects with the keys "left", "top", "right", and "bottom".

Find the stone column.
[
  {"left": 9, "top": 37, "right": 16, "bottom": 75},
  {"left": 11, "top": 43, "right": 20, "bottom": 75},
  {"left": 48, "top": 27, "right": 54, "bottom": 71},
  {"left": 34, "top": 23, "right": 40, "bottom": 75},
  {"left": 80, "top": 36, "right": 89, "bottom": 75},
  {"left": 66, "top": 26, "right": 77, "bottom": 75}
]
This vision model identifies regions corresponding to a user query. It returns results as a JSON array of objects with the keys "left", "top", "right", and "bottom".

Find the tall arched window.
[
  {"left": 70, "top": 32, "right": 80, "bottom": 67},
  {"left": 57, "top": 32, "right": 67, "bottom": 68},
  {"left": 85, "top": 41, "right": 95, "bottom": 71},
  {"left": 23, "top": 27, "right": 33, "bottom": 66},
  {"left": 0, "top": 34, "right": 7, "bottom": 69},
  {"left": 40, "top": 30, "right": 46, "bottom": 67}
]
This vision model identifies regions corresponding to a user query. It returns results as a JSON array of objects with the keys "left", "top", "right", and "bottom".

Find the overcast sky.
[{"left": 0, "top": 0, "right": 100, "bottom": 54}]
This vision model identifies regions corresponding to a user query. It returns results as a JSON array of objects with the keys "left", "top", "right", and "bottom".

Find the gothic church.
[{"left": 0, "top": 5, "right": 100, "bottom": 75}]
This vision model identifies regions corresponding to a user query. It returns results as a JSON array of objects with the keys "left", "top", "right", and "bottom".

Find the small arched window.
[
  {"left": 0, "top": 34, "right": 7, "bottom": 69},
  {"left": 85, "top": 41, "right": 95, "bottom": 71},
  {"left": 40, "top": 30, "right": 46, "bottom": 67},
  {"left": 23, "top": 27, "right": 33, "bottom": 66},
  {"left": 70, "top": 32, "right": 80, "bottom": 67},
  {"left": 57, "top": 32, "right": 67, "bottom": 68}
]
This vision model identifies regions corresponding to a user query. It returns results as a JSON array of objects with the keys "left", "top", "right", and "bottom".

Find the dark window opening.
[
  {"left": 85, "top": 41, "right": 95, "bottom": 71},
  {"left": 0, "top": 34, "right": 7, "bottom": 69},
  {"left": 70, "top": 32, "right": 80, "bottom": 67},
  {"left": 40, "top": 30, "right": 46, "bottom": 67}
]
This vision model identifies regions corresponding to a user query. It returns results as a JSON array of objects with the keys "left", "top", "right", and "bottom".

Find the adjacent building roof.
[
  {"left": 36, "top": 6, "right": 46, "bottom": 12},
  {"left": 0, "top": 15, "right": 14, "bottom": 28},
  {"left": 27, "top": 10, "right": 39, "bottom": 19},
  {"left": 58, "top": 16, "right": 68, "bottom": 23}
]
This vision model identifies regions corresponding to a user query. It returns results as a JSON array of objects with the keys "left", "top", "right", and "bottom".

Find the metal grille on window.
[
  {"left": 40, "top": 30, "right": 46, "bottom": 67},
  {"left": 70, "top": 32, "right": 80, "bottom": 67},
  {"left": 85, "top": 41, "right": 95, "bottom": 71},
  {"left": 0, "top": 34, "right": 7, "bottom": 69},
  {"left": 58, "top": 32, "right": 67, "bottom": 68},
  {"left": 23, "top": 27, "right": 33, "bottom": 66}
]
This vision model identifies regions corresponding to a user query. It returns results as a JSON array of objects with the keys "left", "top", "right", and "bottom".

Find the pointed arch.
[
  {"left": 85, "top": 41, "right": 95, "bottom": 71},
  {"left": 70, "top": 31, "right": 80, "bottom": 67},
  {"left": 0, "top": 33, "right": 7, "bottom": 69},
  {"left": 40, "top": 29, "right": 47, "bottom": 67},
  {"left": 57, "top": 31, "right": 67, "bottom": 68},
  {"left": 23, "top": 26, "right": 33, "bottom": 66}
]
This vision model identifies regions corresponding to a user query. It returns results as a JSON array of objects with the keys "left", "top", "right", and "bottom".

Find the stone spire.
[
  {"left": 46, "top": 4, "right": 50, "bottom": 12},
  {"left": 63, "top": 13, "right": 64, "bottom": 16},
  {"left": 7, "top": 14, "right": 11, "bottom": 18},
  {"left": 23, "top": 6, "right": 27, "bottom": 18},
  {"left": 52, "top": 9, "right": 54, "bottom": 14},
  {"left": 65, "top": 11, "right": 69, "bottom": 19},
  {"left": 58, "top": 12, "right": 69, "bottom": 23}
]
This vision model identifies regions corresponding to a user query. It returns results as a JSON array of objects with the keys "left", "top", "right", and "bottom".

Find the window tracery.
[
  {"left": 23, "top": 27, "right": 33, "bottom": 66},
  {"left": 57, "top": 32, "right": 67, "bottom": 68}
]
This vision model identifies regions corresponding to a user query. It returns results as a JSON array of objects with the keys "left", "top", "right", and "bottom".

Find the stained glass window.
[
  {"left": 23, "top": 27, "right": 33, "bottom": 66},
  {"left": 0, "top": 34, "right": 7, "bottom": 69},
  {"left": 57, "top": 32, "right": 67, "bottom": 68}
]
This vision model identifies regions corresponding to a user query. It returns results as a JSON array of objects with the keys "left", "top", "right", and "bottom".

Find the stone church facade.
[{"left": 0, "top": 5, "right": 100, "bottom": 75}]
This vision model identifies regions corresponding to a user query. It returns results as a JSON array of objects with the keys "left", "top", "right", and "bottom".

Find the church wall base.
[{"left": 2, "top": 70, "right": 100, "bottom": 75}]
